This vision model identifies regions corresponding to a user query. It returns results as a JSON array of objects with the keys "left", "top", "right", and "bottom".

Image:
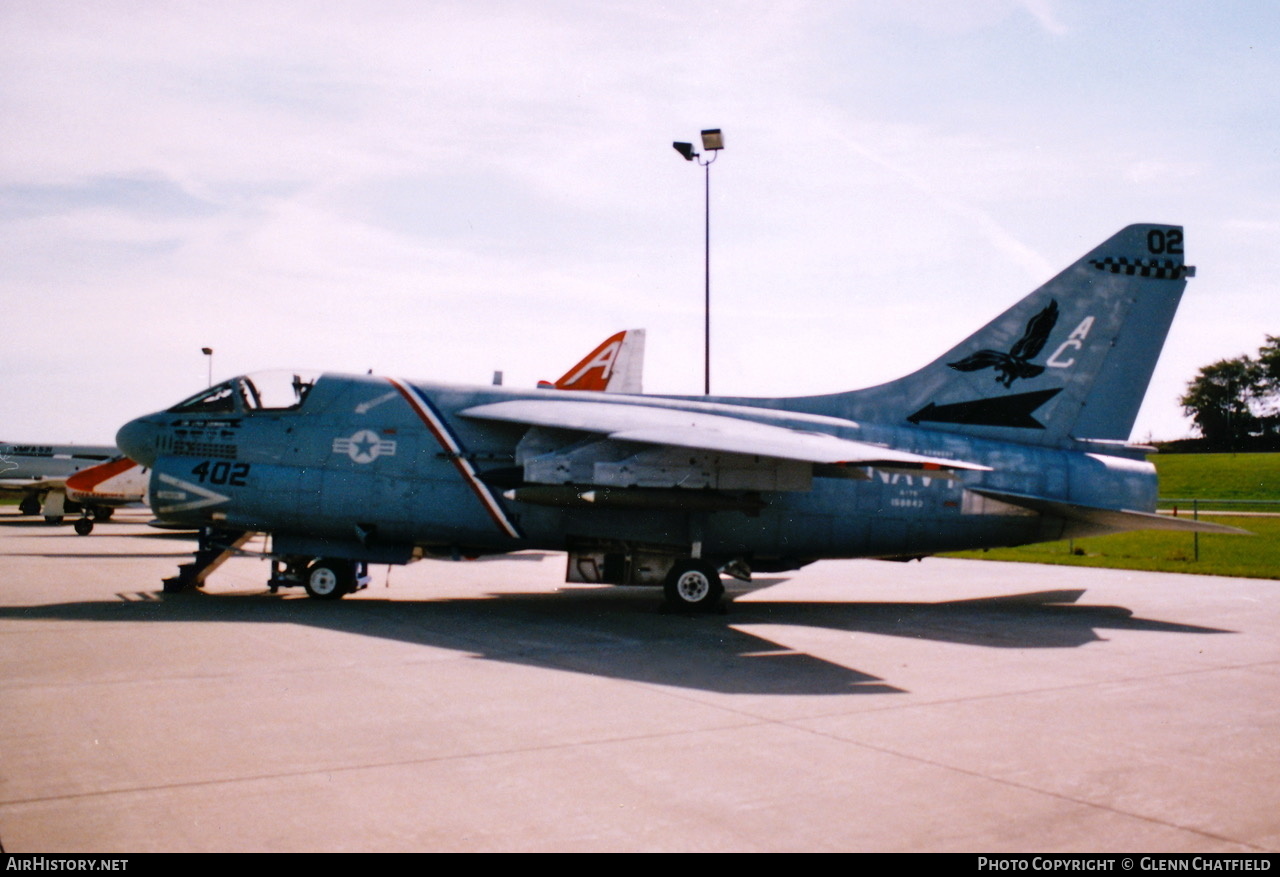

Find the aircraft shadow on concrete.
[{"left": 0, "top": 582, "right": 1231, "bottom": 697}]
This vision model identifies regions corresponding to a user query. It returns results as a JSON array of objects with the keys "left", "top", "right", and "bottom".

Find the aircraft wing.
[{"left": 462, "top": 399, "right": 988, "bottom": 472}]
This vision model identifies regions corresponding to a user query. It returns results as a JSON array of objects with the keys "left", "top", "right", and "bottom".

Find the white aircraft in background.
[
  {"left": 64, "top": 456, "right": 151, "bottom": 535},
  {"left": 1, "top": 441, "right": 117, "bottom": 522}
]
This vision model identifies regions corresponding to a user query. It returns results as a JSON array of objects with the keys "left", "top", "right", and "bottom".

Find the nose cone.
[{"left": 116, "top": 415, "right": 160, "bottom": 467}]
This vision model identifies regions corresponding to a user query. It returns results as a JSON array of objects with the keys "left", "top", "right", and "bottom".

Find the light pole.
[
  {"left": 202, "top": 347, "right": 213, "bottom": 387},
  {"left": 673, "top": 128, "right": 724, "bottom": 395}
]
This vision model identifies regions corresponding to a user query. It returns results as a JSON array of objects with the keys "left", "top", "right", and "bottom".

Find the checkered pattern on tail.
[{"left": 1088, "top": 257, "right": 1195, "bottom": 280}]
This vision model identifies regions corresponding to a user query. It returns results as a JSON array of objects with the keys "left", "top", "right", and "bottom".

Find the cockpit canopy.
[{"left": 169, "top": 370, "right": 321, "bottom": 415}]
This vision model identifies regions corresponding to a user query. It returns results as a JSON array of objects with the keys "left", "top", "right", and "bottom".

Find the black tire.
[
  {"left": 74, "top": 517, "right": 94, "bottom": 536},
  {"left": 305, "top": 560, "right": 353, "bottom": 600},
  {"left": 18, "top": 496, "right": 40, "bottom": 516},
  {"left": 663, "top": 560, "right": 724, "bottom": 611}
]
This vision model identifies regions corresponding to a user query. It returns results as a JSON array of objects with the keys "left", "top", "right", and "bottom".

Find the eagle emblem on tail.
[{"left": 948, "top": 300, "right": 1059, "bottom": 388}]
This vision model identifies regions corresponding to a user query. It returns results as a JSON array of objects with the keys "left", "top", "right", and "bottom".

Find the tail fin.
[
  {"left": 842, "top": 224, "right": 1193, "bottom": 446},
  {"left": 542, "top": 329, "right": 646, "bottom": 393},
  {"left": 65, "top": 457, "right": 146, "bottom": 505}
]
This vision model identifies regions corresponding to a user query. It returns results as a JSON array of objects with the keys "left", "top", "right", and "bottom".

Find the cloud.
[{"left": 1018, "top": 0, "right": 1069, "bottom": 36}]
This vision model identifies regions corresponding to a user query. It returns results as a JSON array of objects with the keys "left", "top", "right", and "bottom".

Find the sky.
[{"left": 2, "top": 0, "right": 1276, "bottom": 444}]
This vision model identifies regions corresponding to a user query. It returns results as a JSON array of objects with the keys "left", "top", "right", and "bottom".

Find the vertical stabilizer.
[
  {"left": 547, "top": 329, "right": 646, "bottom": 393},
  {"left": 837, "top": 224, "right": 1193, "bottom": 446}
]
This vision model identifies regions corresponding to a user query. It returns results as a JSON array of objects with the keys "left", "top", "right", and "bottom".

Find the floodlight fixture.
[
  {"left": 700, "top": 129, "right": 724, "bottom": 151},
  {"left": 672, "top": 141, "right": 697, "bottom": 161}
]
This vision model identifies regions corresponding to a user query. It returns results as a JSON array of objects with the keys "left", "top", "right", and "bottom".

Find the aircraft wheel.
[
  {"left": 74, "top": 517, "right": 94, "bottom": 536},
  {"left": 92, "top": 507, "right": 114, "bottom": 521},
  {"left": 305, "top": 560, "right": 353, "bottom": 600},
  {"left": 663, "top": 560, "right": 724, "bottom": 611},
  {"left": 18, "top": 496, "right": 40, "bottom": 516}
]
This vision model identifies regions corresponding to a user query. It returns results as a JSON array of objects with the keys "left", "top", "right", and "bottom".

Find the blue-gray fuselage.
[{"left": 116, "top": 372, "right": 1155, "bottom": 568}]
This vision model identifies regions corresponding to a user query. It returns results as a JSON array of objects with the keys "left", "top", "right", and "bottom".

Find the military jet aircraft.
[
  {"left": 117, "top": 224, "right": 1239, "bottom": 609},
  {"left": 63, "top": 456, "right": 150, "bottom": 534},
  {"left": 1, "top": 441, "right": 117, "bottom": 522}
]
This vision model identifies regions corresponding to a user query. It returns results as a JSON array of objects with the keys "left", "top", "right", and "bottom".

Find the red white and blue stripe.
[{"left": 387, "top": 378, "right": 522, "bottom": 540}]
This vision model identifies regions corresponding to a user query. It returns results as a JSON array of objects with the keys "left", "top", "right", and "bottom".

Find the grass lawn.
[
  {"left": 1151, "top": 452, "right": 1280, "bottom": 503},
  {"left": 946, "top": 514, "right": 1279, "bottom": 580}
]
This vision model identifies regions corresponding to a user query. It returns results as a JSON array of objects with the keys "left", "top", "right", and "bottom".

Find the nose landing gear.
[{"left": 268, "top": 557, "right": 370, "bottom": 599}]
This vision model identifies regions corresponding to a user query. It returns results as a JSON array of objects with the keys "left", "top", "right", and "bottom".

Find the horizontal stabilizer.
[
  {"left": 971, "top": 488, "right": 1251, "bottom": 535},
  {"left": 462, "top": 399, "right": 989, "bottom": 472}
]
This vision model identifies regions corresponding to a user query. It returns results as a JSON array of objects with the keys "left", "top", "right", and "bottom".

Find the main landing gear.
[{"left": 662, "top": 559, "right": 726, "bottom": 613}]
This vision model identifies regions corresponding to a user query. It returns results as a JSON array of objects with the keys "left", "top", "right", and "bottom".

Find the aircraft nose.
[{"left": 116, "top": 416, "right": 160, "bottom": 467}]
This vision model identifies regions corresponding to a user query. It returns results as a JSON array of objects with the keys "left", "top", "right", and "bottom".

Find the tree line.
[{"left": 1179, "top": 336, "right": 1280, "bottom": 450}]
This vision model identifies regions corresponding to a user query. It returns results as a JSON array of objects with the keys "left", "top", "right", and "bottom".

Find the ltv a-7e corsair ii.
[{"left": 117, "top": 224, "right": 1237, "bottom": 609}]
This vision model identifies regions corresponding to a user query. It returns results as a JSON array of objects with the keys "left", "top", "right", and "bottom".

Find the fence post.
[{"left": 1193, "top": 499, "right": 1199, "bottom": 562}]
